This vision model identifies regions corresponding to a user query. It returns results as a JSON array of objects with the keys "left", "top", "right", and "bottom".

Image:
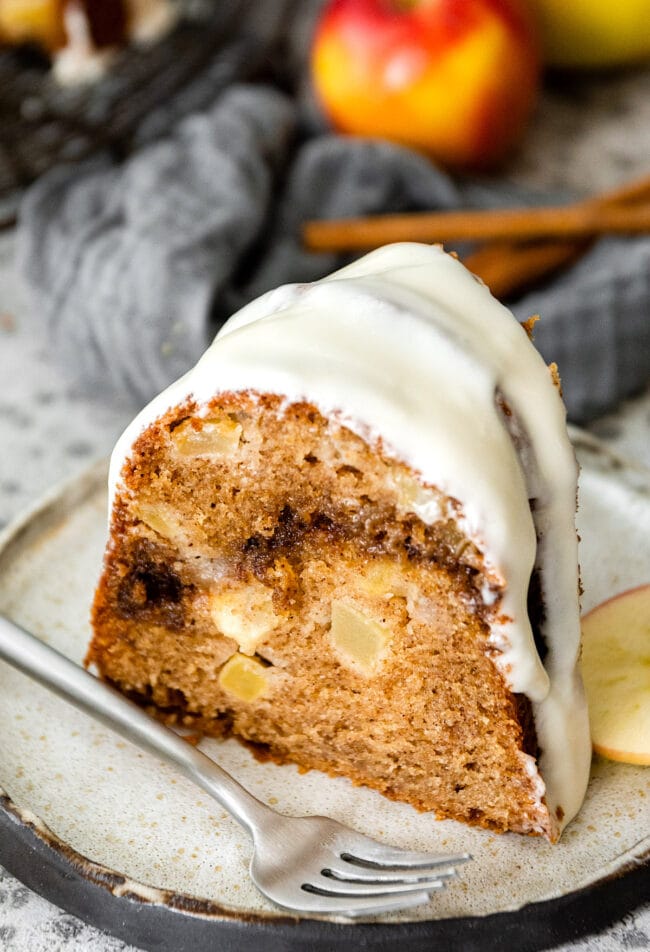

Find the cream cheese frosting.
[{"left": 109, "top": 242, "right": 591, "bottom": 835}]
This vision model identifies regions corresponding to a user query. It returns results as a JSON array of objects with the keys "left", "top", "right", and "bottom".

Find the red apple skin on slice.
[{"left": 580, "top": 583, "right": 650, "bottom": 766}]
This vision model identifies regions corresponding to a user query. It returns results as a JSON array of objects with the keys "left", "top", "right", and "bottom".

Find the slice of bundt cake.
[{"left": 88, "top": 243, "right": 591, "bottom": 842}]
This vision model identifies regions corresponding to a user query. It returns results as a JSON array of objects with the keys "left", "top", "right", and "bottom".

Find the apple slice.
[{"left": 580, "top": 583, "right": 650, "bottom": 765}]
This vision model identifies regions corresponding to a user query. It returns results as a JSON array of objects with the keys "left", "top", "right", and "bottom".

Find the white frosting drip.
[{"left": 109, "top": 243, "right": 591, "bottom": 835}]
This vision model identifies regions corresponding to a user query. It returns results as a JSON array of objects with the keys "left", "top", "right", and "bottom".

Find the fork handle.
[{"left": 0, "top": 614, "right": 273, "bottom": 836}]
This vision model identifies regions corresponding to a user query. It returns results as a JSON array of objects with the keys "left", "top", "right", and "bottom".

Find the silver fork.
[{"left": 0, "top": 614, "right": 470, "bottom": 918}]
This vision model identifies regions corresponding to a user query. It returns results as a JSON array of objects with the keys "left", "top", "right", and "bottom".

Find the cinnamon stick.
[
  {"left": 463, "top": 172, "right": 650, "bottom": 298},
  {"left": 593, "top": 172, "right": 650, "bottom": 207},
  {"left": 303, "top": 197, "right": 650, "bottom": 252},
  {"left": 462, "top": 239, "right": 591, "bottom": 299}
]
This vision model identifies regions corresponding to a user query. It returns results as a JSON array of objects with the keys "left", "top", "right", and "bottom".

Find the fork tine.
[
  {"left": 304, "top": 877, "right": 447, "bottom": 898},
  {"left": 342, "top": 847, "right": 472, "bottom": 870},
  {"left": 292, "top": 889, "right": 434, "bottom": 917},
  {"left": 323, "top": 861, "right": 459, "bottom": 884}
]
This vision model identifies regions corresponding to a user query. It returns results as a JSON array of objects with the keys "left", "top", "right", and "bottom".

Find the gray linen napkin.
[
  {"left": 18, "top": 83, "right": 650, "bottom": 423},
  {"left": 19, "top": 85, "right": 296, "bottom": 400}
]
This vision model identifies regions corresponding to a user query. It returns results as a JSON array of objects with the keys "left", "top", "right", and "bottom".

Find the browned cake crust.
[{"left": 89, "top": 393, "right": 554, "bottom": 838}]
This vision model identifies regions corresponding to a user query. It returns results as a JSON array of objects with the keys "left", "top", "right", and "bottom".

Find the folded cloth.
[
  {"left": 19, "top": 83, "right": 650, "bottom": 423},
  {"left": 19, "top": 85, "right": 296, "bottom": 401},
  {"left": 516, "top": 236, "right": 650, "bottom": 422}
]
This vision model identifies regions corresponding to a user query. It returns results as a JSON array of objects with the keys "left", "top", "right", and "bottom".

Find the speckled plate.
[{"left": 0, "top": 436, "right": 648, "bottom": 952}]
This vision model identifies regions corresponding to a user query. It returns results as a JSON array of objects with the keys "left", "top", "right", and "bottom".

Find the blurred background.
[
  {"left": 1, "top": 0, "right": 650, "bottom": 422},
  {"left": 1, "top": 0, "right": 650, "bottom": 417},
  {"left": 0, "top": 1, "right": 650, "bottom": 948}
]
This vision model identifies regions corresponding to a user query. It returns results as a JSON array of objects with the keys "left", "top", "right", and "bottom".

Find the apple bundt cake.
[
  {"left": 0, "top": 0, "right": 175, "bottom": 82},
  {"left": 88, "top": 243, "right": 591, "bottom": 841}
]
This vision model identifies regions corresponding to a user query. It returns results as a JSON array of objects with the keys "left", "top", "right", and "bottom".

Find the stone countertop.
[{"left": 2, "top": 66, "right": 650, "bottom": 949}]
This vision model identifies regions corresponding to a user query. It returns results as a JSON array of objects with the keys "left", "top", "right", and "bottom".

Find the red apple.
[{"left": 310, "top": 0, "right": 541, "bottom": 170}]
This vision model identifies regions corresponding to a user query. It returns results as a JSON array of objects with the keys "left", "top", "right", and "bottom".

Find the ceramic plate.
[{"left": 0, "top": 435, "right": 648, "bottom": 951}]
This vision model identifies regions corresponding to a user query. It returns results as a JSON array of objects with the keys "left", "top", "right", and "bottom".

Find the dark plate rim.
[{"left": 1, "top": 789, "right": 648, "bottom": 952}]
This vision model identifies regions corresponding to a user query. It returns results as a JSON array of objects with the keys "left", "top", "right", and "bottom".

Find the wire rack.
[{"left": 0, "top": 0, "right": 279, "bottom": 226}]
